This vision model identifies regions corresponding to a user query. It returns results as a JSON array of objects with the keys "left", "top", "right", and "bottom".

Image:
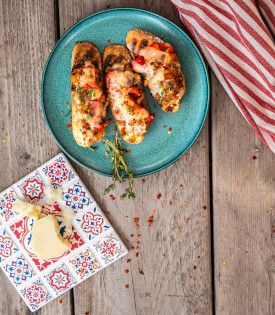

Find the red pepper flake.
[
  {"left": 198, "top": 256, "right": 200, "bottom": 258},
  {"left": 136, "top": 252, "right": 139, "bottom": 257},
  {"left": 58, "top": 299, "right": 62, "bottom": 303},
  {"left": 131, "top": 234, "right": 134, "bottom": 237},
  {"left": 127, "top": 259, "right": 131, "bottom": 263},
  {"left": 125, "top": 215, "right": 128, "bottom": 218},
  {"left": 126, "top": 239, "right": 129, "bottom": 242},
  {"left": 187, "top": 218, "right": 189, "bottom": 221},
  {"left": 252, "top": 156, "right": 257, "bottom": 160},
  {"left": 157, "top": 193, "right": 162, "bottom": 199},
  {"left": 85, "top": 312, "right": 89, "bottom": 315},
  {"left": 179, "top": 184, "right": 183, "bottom": 188},
  {"left": 124, "top": 270, "right": 129, "bottom": 273},
  {"left": 136, "top": 246, "right": 139, "bottom": 250},
  {"left": 245, "top": 251, "right": 248, "bottom": 253},
  {"left": 131, "top": 246, "right": 134, "bottom": 249},
  {"left": 193, "top": 266, "right": 197, "bottom": 270},
  {"left": 163, "top": 125, "right": 167, "bottom": 129},
  {"left": 147, "top": 216, "right": 153, "bottom": 227},
  {"left": 125, "top": 284, "right": 129, "bottom": 288},
  {"left": 109, "top": 194, "right": 115, "bottom": 200},
  {"left": 137, "top": 241, "right": 141, "bottom": 245},
  {"left": 102, "top": 141, "right": 105, "bottom": 144},
  {"left": 169, "top": 201, "right": 172, "bottom": 206},
  {"left": 105, "top": 211, "right": 110, "bottom": 215},
  {"left": 189, "top": 276, "right": 192, "bottom": 278},
  {"left": 185, "top": 154, "right": 189, "bottom": 157},
  {"left": 34, "top": 103, "right": 36, "bottom": 106},
  {"left": 66, "top": 122, "right": 72, "bottom": 130},
  {"left": 134, "top": 217, "right": 140, "bottom": 228},
  {"left": 108, "top": 39, "right": 111, "bottom": 42},
  {"left": 168, "top": 127, "right": 172, "bottom": 131},
  {"left": 163, "top": 254, "right": 165, "bottom": 257},
  {"left": 142, "top": 179, "right": 145, "bottom": 183},
  {"left": 265, "top": 238, "right": 267, "bottom": 241},
  {"left": 127, "top": 150, "right": 131, "bottom": 154},
  {"left": 202, "top": 206, "right": 207, "bottom": 210},
  {"left": 66, "top": 102, "right": 69, "bottom": 105},
  {"left": 19, "top": 113, "right": 22, "bottom": 116},
  {"left": 26, "top": 168, "right": 29, "bottom": 171},
  {"left": 137, "top": 234, "right": 141, "bottom": 237}
]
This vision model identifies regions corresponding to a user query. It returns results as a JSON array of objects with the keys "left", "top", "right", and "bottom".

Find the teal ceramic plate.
[{"left": 41, "top": 8, "right": 209, "bottom": 177}]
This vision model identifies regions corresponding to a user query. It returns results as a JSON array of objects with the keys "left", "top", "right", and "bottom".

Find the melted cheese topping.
[
  {"left": 71, "top": 61, "right": 106, "bottom": 145},
  {"left": 106, "top": 65, "right": 150, "bottom": 137}
]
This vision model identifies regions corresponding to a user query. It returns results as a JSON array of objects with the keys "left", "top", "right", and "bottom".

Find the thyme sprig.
[{"left": 104, "top": 132, "right": 135, "bottom": 200}]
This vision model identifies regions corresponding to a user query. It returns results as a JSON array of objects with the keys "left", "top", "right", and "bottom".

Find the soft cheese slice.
[
  {"left": 31, "top": 215, "right": 71, "bottom": 259},
  {"left": 13, "top": 199, "right": 42, "bottom": 219}
]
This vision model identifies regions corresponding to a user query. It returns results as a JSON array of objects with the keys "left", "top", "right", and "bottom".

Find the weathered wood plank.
[
  {"left": 0, "top": 0, "right": 72, "bottom": 314},
  {"left": 58, "top": 1, "right": 212, "bottom": 314},
  {"left": 211, "top": 74, "right": 275, "bottom": 314}
]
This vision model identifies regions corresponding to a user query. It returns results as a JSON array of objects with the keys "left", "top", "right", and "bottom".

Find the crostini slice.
[
  {"left": 126, "top": 29, "right": 185, "bottom": 113},
  {"left": 71, "top": 42, "right": 107, "bottom": 147},
  {"left": 103, "top": 44, "right": 154, "bottom": 144}
]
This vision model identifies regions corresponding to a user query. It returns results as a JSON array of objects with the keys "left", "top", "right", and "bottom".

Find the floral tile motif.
[
  {"left": 42, "top": 156, "right": 75, "bottom": 188},
  {"left": 76, "top": 207, "right": 110, "bottom": 240},
  {"left": 45, "top": 264, "right": 75, "bottom": 295},
  {"left": 0, "top": 229, "right": 19, "bottom": 263},
  {"left": 18, "top": 173, "right": 46, "bottom": 203},
  {"left": 0, "top": 189, "right": 18, "bottom": 222},
  {"left": 63, "top": 181, "right": 91, "bottom": 213},
  {"left": 4, "top": 254, "right": 34, "bottom": 287},
  {"left": 21, "top": 279, "right": 52, "bottom": 311},
  {"left": 69, "top": 248, "right": 101, "bottom": 280},
  {"left": 93, "top": 233, "right": 126, "bottom": 265},
  {"left": 10, "top": 208, "right": 84, "bottom": 272}
]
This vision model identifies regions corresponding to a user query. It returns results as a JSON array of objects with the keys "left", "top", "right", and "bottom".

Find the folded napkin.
[{"left": 171, "top": 0, "right": 275, "bottom": 152}]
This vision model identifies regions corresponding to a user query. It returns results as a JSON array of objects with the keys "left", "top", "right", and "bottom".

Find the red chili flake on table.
[
  {"left": 137, "top": 241, "right": 141, "bottom": 245},
  {"left": 131, "top": 246, "right": 134, "bottom": 249},
  {"left": 198, "top": 256, "right": 200, "bottom": 258},
  {"left": 108, "top": 39, "right": 111, "bottom": 42},
  {"left": 157, "top": 193, "right": 162, "bottom": 199},
  {"left": 187, "top": 218, "right": 189, "bottom": 221},
  {"left": 34, "top": 103, "right": 36, "bottom": 106},
  {"left": 125, "top": 285, "right": 129, "bottom": 288},
  {"left": 245, "top": 251, "right": 248, "bottom": 253},
  {"left": 193, "top": 266, "right": 197, "bottom": 270},
  {"left": 58, "top": 299, "right": 62, "bottom": 304},
  {"left": 179, "top": 184, "right": 183, "bottom": 188},
  {"left": 136, "top": 252, "right": 139, "bottom": 257},
  {"left": 85, "top": 312, "right": 89, "bottom": 315},
  {"left": 124, "top": 270, "right": 129, "bottom": 273},
  {"left": 126, "top": 239, "right": 129, "bottom": 242},
  {"left": 185, "top": 154, "right": 189, "bottom": 157},
  {"left": 19, "top": 113, "right": 22, "bottom": 116},
  {"left": 127, "top": 259, "right": 131, "bottom": 263},
  {"left": 252, "top": 156, "right": 257, "bottom": 160},
  {"left": 163, "top": 125, "right": 167, "bottom": 129},
  {"left": 109, "top": 194, "right": 115, "bottom": 200},
  {"left": 134, "top": 217, "right": 140, "bottom": 228},
  {"left": 107, "top": 5, "right": 111, "bottom": 8},
  {"left": 137, "top": 234, "right": 141, "bottom": 237},
  {"left": 127, "top": 150, "right": 131, "bottom": 154},
  {"left": 169, "top": 201, "right": 172, "bottom": 205},
  {"left": 163, "top": 254, "right": 166, "bottom": 257},
  {"left": 202, "top": 206, "right": 207, "bottom": 210},
  {"left": 147, "top": 216, "right": 153, "bottom": 226},
  {"left": 66, "top": 102, "right": 69, "bottom": 105},
  {"left": 142, "top": 179, "right": 145, "bottom": 183},
  {"left": 66, "top": 122, "right": 72, "bottom": 130},
  {"left": 168, "top": 127, "right": 172, "bottom": 131},
  {"left": 131, "top": 234, "right": 134, "bottom": 237}
]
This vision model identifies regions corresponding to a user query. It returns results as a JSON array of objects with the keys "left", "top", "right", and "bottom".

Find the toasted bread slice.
[
  {"left": 126, "top": 29, "right": 185, "bottom": 113},
  {"left": 103, "top": 45, "right": 153, "bottom": 144},
  {"left": 71, "top": 42, "right": 107, "bottom": 147}
]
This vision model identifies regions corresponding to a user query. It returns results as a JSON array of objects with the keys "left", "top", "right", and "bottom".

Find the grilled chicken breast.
[
  {"left": 71, "top": 42, "right": 107, "bottom": 147},
  {"left": 126, "top": 29, "right": 185, "bottom": 113},
  {"left": 103, "top": 44, "right": 154, "bottom": 144}
]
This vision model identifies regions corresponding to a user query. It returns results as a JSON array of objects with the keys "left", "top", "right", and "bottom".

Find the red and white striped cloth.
[{"left": 171, "top": 0, "right": 275, "bottom": 152}]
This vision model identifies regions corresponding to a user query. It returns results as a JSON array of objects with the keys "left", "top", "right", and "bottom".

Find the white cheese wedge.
[
  {"left": 31, "top": 215, "right": 71, "bottom": 259},
  {"left": 13, "top": 199, "right": 42, "bottom": 219}
]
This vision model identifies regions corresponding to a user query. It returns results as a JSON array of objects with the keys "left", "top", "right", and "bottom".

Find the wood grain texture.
[
  {"left": 211, "top": 74, "right": 275, "bottom": 315},
  {"left": 0, "top": 0, "right": 72, "bottom": 314},
  {"left": 58, "top": 1, "right": 212, "bottom": 314}
]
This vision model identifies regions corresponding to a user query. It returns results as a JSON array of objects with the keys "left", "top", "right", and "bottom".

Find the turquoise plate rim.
[{"left": 41, "top": 7, "right": 210, "bottom": 178}]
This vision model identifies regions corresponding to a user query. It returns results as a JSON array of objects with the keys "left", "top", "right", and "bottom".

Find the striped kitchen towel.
[{"left": 171, "top": 0, "right": 275, "bottom": 152}]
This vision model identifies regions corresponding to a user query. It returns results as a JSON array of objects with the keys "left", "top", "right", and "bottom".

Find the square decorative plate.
[{"left": 0, "top": 153, "right": 128, "bottom": 312}]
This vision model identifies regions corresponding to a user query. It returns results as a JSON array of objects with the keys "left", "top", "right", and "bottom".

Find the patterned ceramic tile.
[
  {"left": 18, "top": 173, "right": 46, "bottom": 203},
  {"left": 42, "top": 156, "right": 75, "bottom": 188},
  {"left": 76, "top": 207, "right": 110, "bottom": 240},
  {"left": 0, "top": 189, "right": 18, "bottom": 222},
  {"left": 0, "top": 229, "right": 19, "bottom": 263},
  {"left": 10, "top": 205, "right": 84, "bottom": 272},
  {"left": 93, "top": 233, "right": 126, "bottom": 265},
  {"left": 63, "top": 181, "right": 92, "bottom": 213},
  {"left": 21, "top": 279, "right": 52, "bottom": 311},
  {"left": 3, "top": 254, "right": 35, "bottom": 286},
  {"left": 45, "top": 264, "right": 76, "bottom": 295},
  {"left": 69, "top": 248, "right": 101, "bottom": 280}
]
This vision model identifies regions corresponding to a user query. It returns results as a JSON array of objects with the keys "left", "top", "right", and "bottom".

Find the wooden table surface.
[{"left": 0, "top": 1, "right": 274, "bottom": 314}]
